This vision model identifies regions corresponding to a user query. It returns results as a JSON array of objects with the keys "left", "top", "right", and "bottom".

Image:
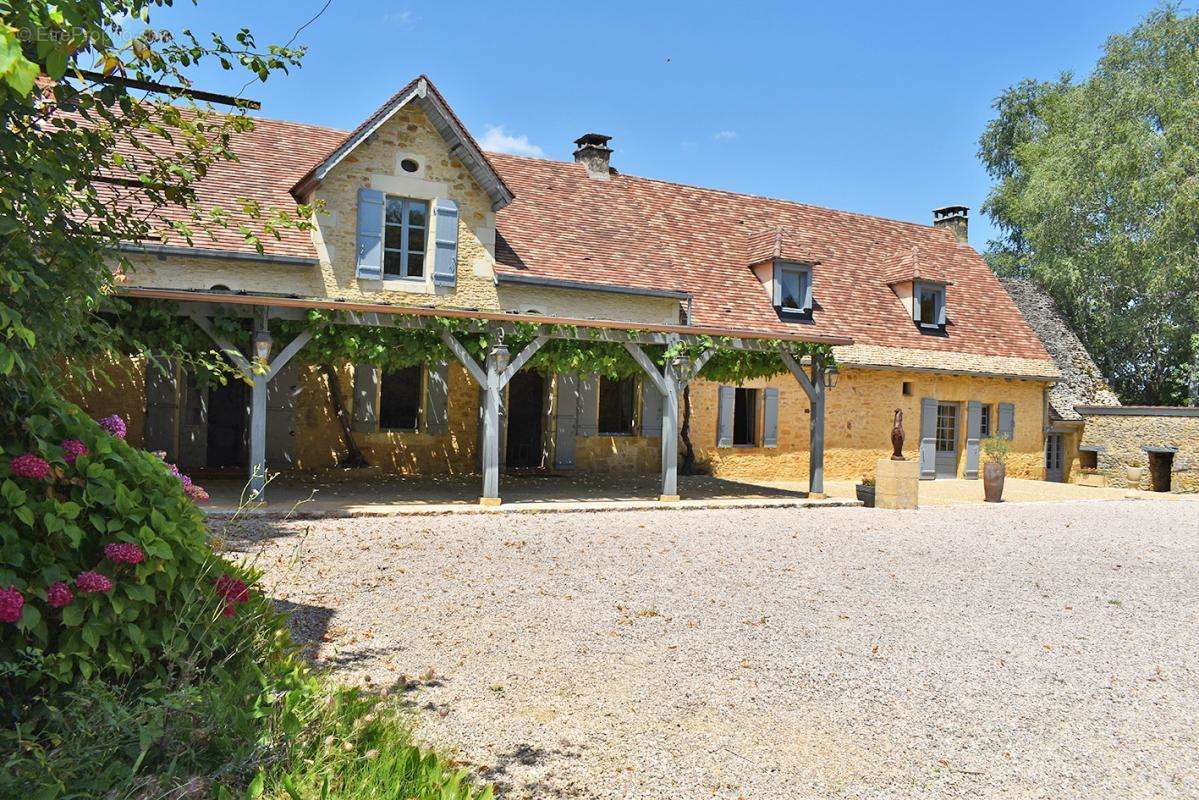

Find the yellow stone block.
[{"left": 874, "top": 458, "right": 919, "bottom": 509}]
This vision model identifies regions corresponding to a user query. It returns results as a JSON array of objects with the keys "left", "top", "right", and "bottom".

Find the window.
[
  {"left": 379, "top": 365, "right": 422, "bottom": 430},
  {"left": 383, "top": 196, "right": 429, "bottom": 279},
  {"left": 978, "top": 404, "right": 992, "bottom": 438},
  {"left": 915, "top": 282, "right": 946, "bottom": 329},
  {"left": 935, "top": 402, "right": 958, "bottom": 452},
  {"left": 598, "top": 376, "right": 636, "bottom": 434},
  {"left": 733, "top": 388, "right": 759, "bottom": 445},
  {"left": 774, "top": 263, "right": 812, "bottom": 315},
  {"left": 399, "top": 158, "right": 420, "bottom": 174},
  {"left": 902, "top": 381, "right": 913, "bottom": 397},
  {"left": 1079, "top": 449, "right": 1098, "bottom": 470}
]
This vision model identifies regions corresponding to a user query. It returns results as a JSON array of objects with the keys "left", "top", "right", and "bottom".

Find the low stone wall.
[{"left": 1079, "top": 408, "right": 1199, "bottom": 493}]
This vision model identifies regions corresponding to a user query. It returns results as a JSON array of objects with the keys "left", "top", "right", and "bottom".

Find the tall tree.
[{"left": 979, "top": 6, "right": 1199, "bottom": 405}]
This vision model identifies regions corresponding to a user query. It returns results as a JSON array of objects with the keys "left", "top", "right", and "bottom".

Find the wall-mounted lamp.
[
  {"left": 253, "top": 330, "right": 273, "bottom": 363},
  {"left": 823, "top": 361, "right": 839, "bottom": 391}
]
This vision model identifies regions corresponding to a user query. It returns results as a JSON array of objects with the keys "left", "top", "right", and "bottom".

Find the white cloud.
[
  {"left": 714, "top": 130, "right": 738, "bottom": 141},
  {"left": 479, "top": 125, "right": 545, "bottom": 158},
  {"left": 383, "top": 10, "right": 417, "bottom": 27}
]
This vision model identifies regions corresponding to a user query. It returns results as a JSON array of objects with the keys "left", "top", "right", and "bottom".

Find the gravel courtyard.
[{"left": 222, "top": 499, "right": 1199, "bottom": 799}]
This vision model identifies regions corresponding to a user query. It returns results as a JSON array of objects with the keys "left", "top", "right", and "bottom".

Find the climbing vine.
[{"left": 104, "top": 300, "right": 836, "bottom": 386}]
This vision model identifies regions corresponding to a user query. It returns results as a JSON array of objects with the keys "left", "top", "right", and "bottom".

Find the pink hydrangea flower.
[
  {"left": 60, "top": 439, "right": 88, "bottom": 464},
  {"left": 47, "top": 581, "right": 73, "bottom": 608},
  {"left": 9, "top": 453, "right": 51, "bottom": 480},
  {"left": 76, "top": 571, "right": 113, "bottom": 593},
  {"left": 0, "top": 587, "right": 24, "bottom": 623},
  {"left": 215, "top": 574, "right": 249, "bottom": 605},
  {"left": 97, "top": 415, "right": 127, "bottom": 439},
  {"left": 166, "top": 463, "right": 193, "bottom": 488},
  {"left": 184, "top": 483, "right": 210, "bottom": 503},
  {"left": 104, "top": 542, "right": 145, "bottom": 565},
  {"left": 221, "top": 602, "right": 236, "bottom": 618}
]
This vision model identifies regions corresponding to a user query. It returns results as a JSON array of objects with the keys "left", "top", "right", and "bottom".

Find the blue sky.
[{"left": 142, "top": 0, "right": 1166, "bottom": 248}]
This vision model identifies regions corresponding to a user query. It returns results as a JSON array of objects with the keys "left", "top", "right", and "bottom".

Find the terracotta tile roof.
[
  {"left": 878, "top": 246, "right": 952, "bottom": 286},
  {"left": 745, "top": 227, "right": 832, "bottom": 267},
  {"left": 489, "top": 153, "right": 1052, "bottom": 362}
]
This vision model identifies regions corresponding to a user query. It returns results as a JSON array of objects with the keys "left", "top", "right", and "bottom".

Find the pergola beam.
[{"left": 780, "top": 347, "right": 827, "bottom": 497}]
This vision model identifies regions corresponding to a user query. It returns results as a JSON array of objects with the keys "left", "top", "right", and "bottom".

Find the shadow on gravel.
[
  {"left": 478, "top": 742, "right": 588, "bottom": 799},
  {"left": 272, "top": 598, "right": 334, "bottom": 654}
]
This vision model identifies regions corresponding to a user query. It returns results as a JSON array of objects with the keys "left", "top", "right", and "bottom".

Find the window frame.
[
  {"left": 382, "top": 195, "right": 430, "bottom": 281},
  {"left": 378, "top": 364, "right": 424, "bottom": 432},
  {"left": 597, "top": 375, "right": 638, "bottom": 436},
  {"left": 914, "top": 280, "right": 947, "bottom": 330},
  {"left": 732, "top": 387, "right": 760, "bottom": 447},
  {"left": 978, "top": 403, "right": 993, "bottom": 438},
  {"left": 773, "top": 262, "right": 813, "bottom": 317}
]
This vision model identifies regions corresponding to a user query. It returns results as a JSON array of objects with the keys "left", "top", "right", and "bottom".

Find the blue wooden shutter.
[
  {"left": 964, "top": 400, "right": 982, "bottom": 479},
  {"left": 432, "top": 198, "right": 459, "bottom": 287},
  {"left": 762, "top": 387, "right": 780, "bottom": 448},
  {"left": 998, "top": 402, "right": 1015, "bottom": 440},
  {"left": 554, "top": 373, "right": 579, "bottom": 468},
  {"left": 801, "top": 270, "right": 814, "bottom": 313},
  {"left": 355, "top": 188, "right": 384, "bottom": 280},
  {"left": 424, "top": 362, "right": 450, "bottom": 435},
  {"left": 641, "top": 377, "right": 664, "bottom": 437},
  {"left": 575, "top": 373, "right": 598, "bottom": 437},
  {"left": 716, "top": 386, "right": 736, "bottom": 447},
  {"left": 919, "top": 397, "right": 937, "bottom": 479},
  {"left": 351, "top": 364, "right": 378, "bottom": 432}
]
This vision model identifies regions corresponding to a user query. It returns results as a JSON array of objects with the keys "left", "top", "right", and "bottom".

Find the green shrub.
[
  {"left": 0, "top": 397, "right": 256, "bottom": 692},
  {"left": 982, "top": 435, "right": 1011, "bottom": 465}
]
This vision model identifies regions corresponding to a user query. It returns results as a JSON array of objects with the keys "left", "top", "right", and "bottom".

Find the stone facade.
[
  {"left": 1079, "top": 409, "right": 1199, "bottom": 493},
  {"left": 496, "top": 284, "right": 679, "bottom": 326}
]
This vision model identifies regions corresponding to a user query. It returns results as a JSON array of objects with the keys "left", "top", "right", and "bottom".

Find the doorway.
[
  {"left": 505, "top": 371, "right": 544, "bottom": 470},
  {"left": 934, "top": 402, "right": 960, "bottom": 478},
  {"left": 206, "top": 379, "right": 248, "bottom": 470},
  {"left": 1148, "top": 450, "right": 1174, "bottom": 492},
  {"left": 1045, "top": 433, "right": 1065, "bottom": 482}
]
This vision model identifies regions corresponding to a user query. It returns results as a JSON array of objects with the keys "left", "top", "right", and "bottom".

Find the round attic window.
[{"left": 400, "top": 158, "right": 420, "bottom": 174}]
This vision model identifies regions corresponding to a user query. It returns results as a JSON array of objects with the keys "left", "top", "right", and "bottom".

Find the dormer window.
[
  {"left": 914, "top": 281, "right": 947, "bottom": 330},
  {"left": 774, "top": 262, "right": 813, "bottom": 317}
]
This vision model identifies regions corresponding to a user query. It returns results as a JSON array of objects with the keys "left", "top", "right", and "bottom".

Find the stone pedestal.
[{"left": 875, "top": 459, "right": 919, "bottom": 509}]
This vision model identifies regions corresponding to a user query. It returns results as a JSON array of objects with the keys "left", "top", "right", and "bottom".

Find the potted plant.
[
  {"left": 981, "top": 436, "right": 1010, "bottom": 502},
  {"left": 856, "top": 476, "right": 876, "bottom": 507}
]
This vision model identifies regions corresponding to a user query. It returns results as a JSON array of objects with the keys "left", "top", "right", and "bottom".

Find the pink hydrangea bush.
[
  {"left": 9, "top": 453, "right": 51, "bottom": 480},
  {"left": 96, "top": 414, "right": 127, "bottom": 439},
  {"left": 75, "top": 571, "right": 113, "bottom": 594},
  {"left": 104, "top": 542, "right": 145, "bottom": 565},
  {"left": 0, "top": 587, "right": 24, "bottom": 623},
  {"left": 216, "top": 574, "right": 250, "bottom": 617},
  {"left": 60, "top": 439, "right": 88, "bottom": 463},
  {"left": 46, "top": 581, "right": 73, "bottom": 608},
  {"left": 184, "top": 483, "right": 210, "bottom": 503}
]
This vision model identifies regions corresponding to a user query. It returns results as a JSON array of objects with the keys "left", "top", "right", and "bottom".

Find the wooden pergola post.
[
  {"left": 624, "top": 340, "right": 716, "bottom": 501},
  {"left": 780, "top": 348, "right": 827, "bottom": 498},
  {"left": 441, "top": 329, "right": 548, "bottom": 505},
  {"left": 190, "top": 309, "right": 312, "bottom": 500}
]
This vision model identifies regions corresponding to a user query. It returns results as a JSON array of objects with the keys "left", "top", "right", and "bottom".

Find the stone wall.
[
  {"left": 496, "top": 284, "right": 679, "bottom": 326},
  {"left": 1080, "top": 410, "right": 1199, "bottom": 493},
  {"left": 62, "top": 355, "right": 148, "bottom": 448}
]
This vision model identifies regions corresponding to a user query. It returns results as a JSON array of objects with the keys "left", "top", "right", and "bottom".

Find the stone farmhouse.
[{"left": 77, "top": 75, "right": 1107, "bottom": 501}]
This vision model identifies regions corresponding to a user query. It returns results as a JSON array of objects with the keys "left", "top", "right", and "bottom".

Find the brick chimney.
[
  {"left": 933, "top": 206, "right": 969, "bottom": 244},
  {"left": 573, "top": 133, "right": 613, "bottom": 180}
]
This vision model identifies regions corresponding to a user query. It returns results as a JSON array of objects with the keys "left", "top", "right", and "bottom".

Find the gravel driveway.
[{"left": 222, "top": 499, "right": 1199, "bottom": 799}]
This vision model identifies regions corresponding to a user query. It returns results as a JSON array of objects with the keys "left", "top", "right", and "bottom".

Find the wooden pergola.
[{"left": 125, "top": 288, "right": 852, "bottom": 504}]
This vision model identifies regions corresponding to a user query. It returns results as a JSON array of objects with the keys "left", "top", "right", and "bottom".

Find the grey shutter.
[
  {"left": 998, "top": 402, "right": 1015, "bottom": 440},
  {"left": 575, "top": 373, "right": 598, "bottom": 437},
  {"left": 144, "top": 357, "right": 179, "bottom": 460},
  {"left": 424, "top": 362, "right": 450, "bottom": 435},
  {"left": 355, "top": 188, "right": 384, "bottom": 280},
  {"left": 937, "top": 288, "right": 948, "bottom": 326},
  {"left": 919, "top": 397, "right": 938, "bottom": 479},
  {"left": 771, "top": 265, "right": 782, "bottom": 306},
  {"left": 432, "top": 198, "right": 459, "bottom": 287},
  {"left": 641, "top": 378, "right": 664, "bottom": 438},
  {"left": 716, "top": 386, "right": 736, "bottom": 447},
  {"left": 554, "top": 373, "right": 579, "bottom": 468},
  {"left": 351, "top": 364, "right": 378, "bottom": 433},
  {"left": 762, "top": 387, "right": 780, "bottom": 448},
  {"left": 912, "top": 282, "right": 923, "bottom": 323},
  {"left": 964, "top": 399, "right": 982, "bottom": 479},
  {"left": 178, "top": 371, "right": 207, "bottom": 469},
  {"left": 801, "top": 270, "right": 814, "bottom": 313},
  {"left": 267, "top": 361, "right": 300, "bottom": 469}
]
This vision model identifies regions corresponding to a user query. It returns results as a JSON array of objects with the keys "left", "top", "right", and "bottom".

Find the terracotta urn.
[{"left": 983, "top": 461, "right": 1006, "bottom": 503}]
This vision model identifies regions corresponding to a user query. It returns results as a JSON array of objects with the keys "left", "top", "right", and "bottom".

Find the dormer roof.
[{"left": 879, "top": 246, "right": 953, "bottom": 286}]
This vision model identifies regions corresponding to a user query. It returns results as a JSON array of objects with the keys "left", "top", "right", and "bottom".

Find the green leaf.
[
  {"left": 14, "top": 506, "right": 33, "bottom": 526},
  {"left": 61, "top": 602, "right": 83, "bottom": 627},
  {"left": 247, "top": 771, "right": 264, "bottom": 798}
]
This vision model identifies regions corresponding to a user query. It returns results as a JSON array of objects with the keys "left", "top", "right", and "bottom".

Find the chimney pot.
[
  {"left": 932, "top": 205, "right": 969, "bottom": 244},
  {"left": 573, "top": 132, "right": 613, "bottom": 180}
]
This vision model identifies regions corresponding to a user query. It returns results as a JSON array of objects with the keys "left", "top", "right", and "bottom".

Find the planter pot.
[
  {"left": 983, "top": 462, "right": 1006, "bottom": 503},
  {"left": 1125, "top": 466, "right": 1145, "bottom": 487},
  {"left": 855, "top": 484, "right": 876, "bottom": 508}
]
